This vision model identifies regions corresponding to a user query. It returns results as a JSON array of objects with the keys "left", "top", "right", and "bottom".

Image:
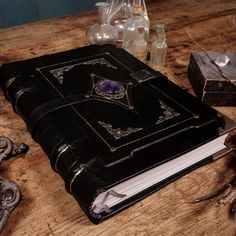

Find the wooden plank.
[{"left": 0, "top": 0, "right": 236, "bottom": 235}]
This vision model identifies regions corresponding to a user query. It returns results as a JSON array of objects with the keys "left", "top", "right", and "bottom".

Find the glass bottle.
[
  {"left": 106, "top": 0, "right": 132, "bottom": 43},
  {"left": 122, "top": 1, "right": 149, "bottom": 55},
  {"left": 149, "top": 24, "right": 167, "bottom": 71},
  {"left": 132, "top": 27, "right": 147, "bottom": 62},
  {"left": 86, "top": 2, "right": 118, "bottom": 45},
  {"left": 107, "top": 0, "right": 149, "bottom": 44}
]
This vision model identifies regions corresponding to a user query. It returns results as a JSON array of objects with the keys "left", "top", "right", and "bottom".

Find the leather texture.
[{"left": 0, "top": 44, "right": 224, "bottom": 223}]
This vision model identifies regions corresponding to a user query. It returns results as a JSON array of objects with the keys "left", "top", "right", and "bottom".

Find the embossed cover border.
[{"left": 36, "top": 52, "right": 197, "bottom": 152}]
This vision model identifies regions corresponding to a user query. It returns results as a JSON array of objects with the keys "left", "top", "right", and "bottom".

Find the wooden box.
[{"left": 187, "top": 51, "right": 236, "bottom": 106}]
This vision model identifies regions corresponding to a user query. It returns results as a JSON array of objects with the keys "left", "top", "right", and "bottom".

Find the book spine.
[{"left": 0, "top": 64, "right": 102, "bottom": 223}]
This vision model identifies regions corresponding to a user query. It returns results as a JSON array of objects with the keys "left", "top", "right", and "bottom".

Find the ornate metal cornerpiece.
[
  {"left": 81, "top": 58, "right": 117, "bottom": 69},
  {"left": 50, "top": 58, "right": 117, "bottom": 84},
  {"left": 50, "top": 65, "right": 74, "bottom": 84},
  {"left": 156, "top": 100, "right": 180, "bottom": 124}
]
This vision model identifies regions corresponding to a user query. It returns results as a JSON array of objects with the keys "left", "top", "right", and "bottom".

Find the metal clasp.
[{"left": 130, "top": 69, "right": 156, "bottom": 84}]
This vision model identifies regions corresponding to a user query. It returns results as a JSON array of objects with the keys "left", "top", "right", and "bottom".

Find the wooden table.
[{"left": 0, "top": 0, "right": 236, "bottom": 235}]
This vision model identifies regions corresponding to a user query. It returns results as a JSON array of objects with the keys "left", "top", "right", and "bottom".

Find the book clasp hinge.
[
  {"left": 130, "top": 70, "right": 156, "bottom": 84},
  {"left": 212, "top": 146, "right": 234, "bottom": 161}
]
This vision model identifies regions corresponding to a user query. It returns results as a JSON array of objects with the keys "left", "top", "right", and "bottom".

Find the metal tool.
[
  {"left": 190, "top": 174, "right": 236, "bottom": 218},
  {"left": 0, "top": 136, "right": 29, "bottom": 232}
]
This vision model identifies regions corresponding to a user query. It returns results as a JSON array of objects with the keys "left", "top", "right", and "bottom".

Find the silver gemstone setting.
[{"left": 94, "top": 79, "right": 126, "bottom": 100}]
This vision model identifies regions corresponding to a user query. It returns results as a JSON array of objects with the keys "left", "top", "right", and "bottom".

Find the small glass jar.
[
  {"left": 132, "top": 27, "right": 147, "bottom": 62},
  {"left": 149, "top": 24, "right": 167, "bottom": 71},
  {"left": 86, "top": 2, "right": 118, "bottom": 45}
]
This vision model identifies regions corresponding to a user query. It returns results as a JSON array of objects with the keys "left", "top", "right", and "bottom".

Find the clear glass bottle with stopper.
[
  {"left": 106, "top": 0, "right": 132, "bottom": 43},
  {"left": 149, "top": 24, "right": 167, "bottom": 71},
  {"left": 86, "top": 2, "right": 118, "bottom": 45},
  {"left": 106, "top": 0, "right": 149, "bottom": 44},
  {"left": 122, "top": 0, "right": 149, "bottom": 55}
]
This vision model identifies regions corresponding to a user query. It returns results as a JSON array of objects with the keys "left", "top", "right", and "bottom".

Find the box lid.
[{"left": 193, "top": 51, "right": 236, "bottom": 93}]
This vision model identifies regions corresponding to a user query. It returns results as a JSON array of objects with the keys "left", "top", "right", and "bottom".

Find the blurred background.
[{"left": 0, "top": 0, "right": 99, "bottom": 28}]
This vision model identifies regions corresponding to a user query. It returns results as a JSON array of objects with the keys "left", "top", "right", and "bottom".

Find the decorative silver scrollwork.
[
  {"left": 98, "top": 121, "right": 143, "bottom": 140},
  {"left": 156, "top": 100, "right": 180, "bottom": 125},
  {"left": 81, "top": 58, "right": 117, "bottom": 69},
  {"left": 50, "top": 58, "right": 117, "bottom": 84},
  {"left": 50, "top": 66, "right": 74, "bottom": 84},
  {"left": 94, "top": 79, "right": 126, "bottom": 100},
  {"left": 0, "top": 136, "right": 29, "bottom": 232},
  {"left": 86, "top": 73, "right": 134, "bottom": 110}
]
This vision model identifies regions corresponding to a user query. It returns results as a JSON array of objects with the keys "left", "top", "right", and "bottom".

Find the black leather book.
[{"left": 0, "top": 44, "right": 231, "bottom": 223}]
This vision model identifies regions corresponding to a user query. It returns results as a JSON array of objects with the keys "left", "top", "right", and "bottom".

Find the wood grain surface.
[{"left": 0, "top": 0, "right": 236, "bottom": 235}]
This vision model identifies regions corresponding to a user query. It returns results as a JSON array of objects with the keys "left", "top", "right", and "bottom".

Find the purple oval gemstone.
[{"left": 98, "top": 79, "right": 123, "bottom": 94}]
